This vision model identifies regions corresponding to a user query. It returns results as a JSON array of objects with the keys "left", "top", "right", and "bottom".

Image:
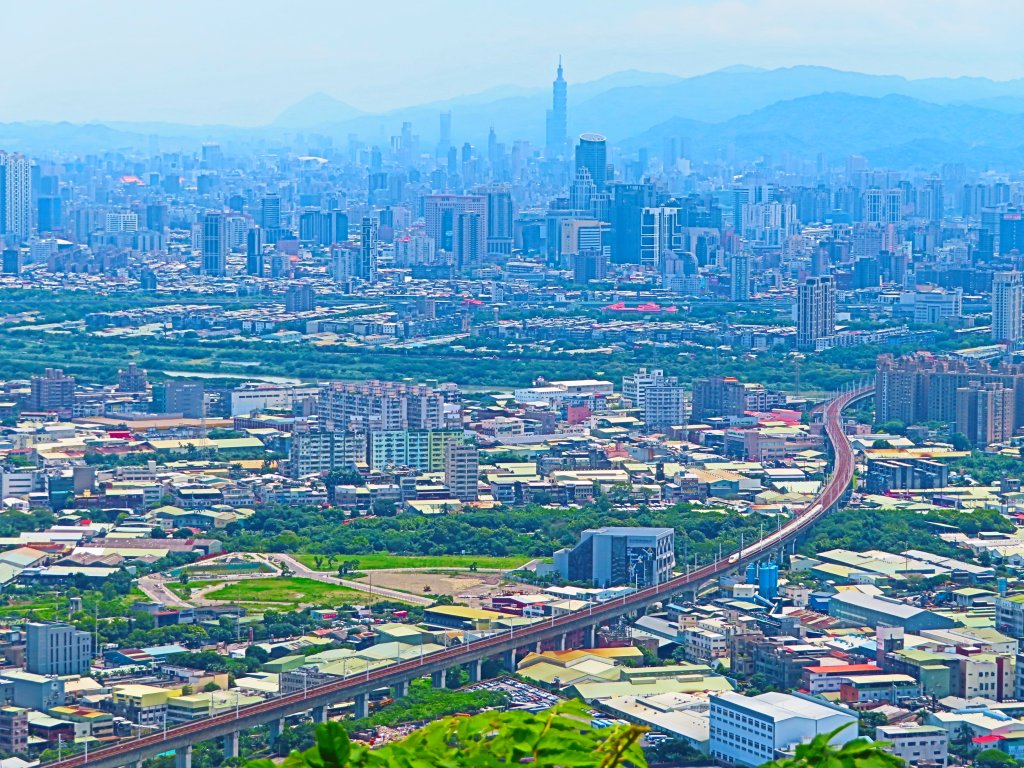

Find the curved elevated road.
[{"left": 48, "top": 386, "right": 871, "bottom": 768}]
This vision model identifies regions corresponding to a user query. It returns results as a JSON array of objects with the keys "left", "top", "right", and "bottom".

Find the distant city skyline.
[{"left": 5, "top": 0, "right": 1024, "bottom": 125}]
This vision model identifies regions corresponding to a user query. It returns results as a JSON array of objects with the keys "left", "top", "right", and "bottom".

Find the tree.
[
  {"left": 244, "top": 645, "right": 269, "bottom": 664},
  {"left": 950, "top": 432, "right": 973, "bottom": 451},
  {"left": 243, "top": 702, "right": 647, "bottom": 767},
  {"left": 857, "top": 709, "right": 888, "bottom": 736},
  {"left": 644, "top": 737, "right": 700, "bottom": 764},
  {"left": 878, "top": 420, "right": 907, "bottom": 436},
  {"left": 763, "top": 726, "right": 903, "bottom": 768},
  {"left": 975, "top": 749, "right": 1016, "bottom": 768}
]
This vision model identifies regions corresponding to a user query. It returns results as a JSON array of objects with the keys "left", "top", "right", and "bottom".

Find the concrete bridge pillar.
[
  {"left": 175, "top": 746, "right": 193, "bottom": 768},
  {"left": 584, "top": 625, "right": 597, "bottom": 648},
  {"left": 467, "top": 658, "right": 483, "bottom": 683},
  {"left": 392, "top": 680, "right": 409, "bottom": 699},
  {"left": 431, "top": 669, "right": 446, "bottom": 688},
  {"left": 502, "top": 648, "right": 517, "bottom": 672},
  {"left": 223, "top": 732, "right": 240, "bottom": 759},
  {"left": 268, "top": 718, "right": 283, "bottom": 746},
  {"left": 558, "top": 634, "right": 568, "bottom": 651},
  {"left": 354, "top": 693, "right": 369, "bottom": 719},
  {"left": 311, "top": 705, "right": 328, "bottom": 724}
]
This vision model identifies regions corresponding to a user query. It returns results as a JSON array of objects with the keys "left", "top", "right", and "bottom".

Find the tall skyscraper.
[
  {"left": 731, "top": 253, "right": 751, "bottom": 301},
  {"left": 438, "top": 112, "right": 452, "bottom": 157},
  {"left": 453, "top": 211, "right": 485, "bottom": 269},
  {"left": 992, "top": 271, "right": 1024, "bottom": 345},
  {"left": 575, "top": 133, "right": 608, "bottom": 192},
  {"left": 796, "top": 275, "right": 836, "bottom": 351},
  {"left": 359, "top": 216, "right": 379, "bottom": 282},
  {"left": 201, "top": 212, "right": 227, "bottom": 276},
  {"left": 486, "top": 187, "right": 513, "bottom": 256},
  {"left": 246, "top": 226, "right": 265, "bottom": 276},
  {"left": 545, "top": 59, "right": 568, "bottom": 159},
  {"left": 0, "top": 152, "right": 31, "bottom": 242},
  {"left": 260, "top": 193, "right": 281, "bottom": 229},
  {"left": 610, "top": 183, "right": 657, "bottom": 264},
  {"left": 424, "top": 194, "right": 487, "bottom": 256}
]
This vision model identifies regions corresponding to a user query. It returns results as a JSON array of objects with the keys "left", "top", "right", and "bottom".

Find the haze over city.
[
  {"left": 2, "top": 4, "right": 1024, "bottom": 768},
  {"left": 7, "top": 0, "right": 1024, "bottom": 123}
]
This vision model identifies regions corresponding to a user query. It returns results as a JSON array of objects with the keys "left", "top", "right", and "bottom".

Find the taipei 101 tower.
[{"left": 545, "top": 58, "right": 568, "bottom": 159}]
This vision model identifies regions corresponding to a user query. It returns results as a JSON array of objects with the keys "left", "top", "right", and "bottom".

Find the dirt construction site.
[{"left": 353, "top": 570, "right": 544, "bottom": 609}]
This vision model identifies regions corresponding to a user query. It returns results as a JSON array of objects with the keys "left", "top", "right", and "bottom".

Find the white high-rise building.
[
  {"left": 639, "top": 207, "right": 682, "bottom": 269},
  {"left": 796, "top": 275, "right": 836, "bottom": 351},
  {"left": 992, "top": 271, "right": 1023, "bottom": 345},
  {"left": 622, "top": 368, "right": 686, "bottom": 432},
  {"left": 105, "top": 212, "right": 139, "bottom": 233},
  {"left": 0, "top": 152, "right": 31, "bottom": 242},
  {"left": 731, "top": 253, "right": 751, "bottom": 301}
]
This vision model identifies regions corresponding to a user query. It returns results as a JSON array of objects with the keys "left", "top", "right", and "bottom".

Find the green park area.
[{"left": 171, "top": 577, "right": 372, "bottom": 606}]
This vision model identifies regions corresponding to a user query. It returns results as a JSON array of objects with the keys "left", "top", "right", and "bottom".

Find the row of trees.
[{"left": 222, "top": 500, "right": 779, "bottom": 567}]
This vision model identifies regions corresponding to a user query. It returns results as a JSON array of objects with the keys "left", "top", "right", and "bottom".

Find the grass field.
[
  {"left": 176, "top": 577, "right": 378, "bottom": 606},
  {"left": 293, "top": 554, "right": 529, "bottom": 571}
]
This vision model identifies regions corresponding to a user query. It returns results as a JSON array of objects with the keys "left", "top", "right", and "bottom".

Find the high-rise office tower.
[
  {"left": 152, "top": 381, "right": 205, "bottom": 418},
  {"left": 575, "top": 133, "right": 607, "bottom": 192},
  {"left": 0, "top": 152, "right": 31, "bottom": 242},
  {"left": 260, "top": 193, "right": 281, "bottom": 229},
  {"left": 639, "top": 207, "right": 682, "bottom": 269},
  {"left": 486, "top": 187, "right": 513, "bottom": 256},
  {"left": 2, "top": 249, "right": 21, "bottom": 275},
  {"left": 359, "top": 217, "right": 378, "bottom": 282},
  {"left": 545, "top": 58, "right": 568, "bottom": 159},
  {"left": 796, "top": 275, "right": 836, "bottom": 351},
  {"left": 201, "top": 212, "right": 227, "bottom": 276},
  {"left": 731, "top": 253, "right": 751, "bottom": 301},
  {"left": 246, "top": 226, "right": 264, "bottom": 276},
  {"left": 570, "top": 167, "right": 597, "bottom": 213},
  {"left": 999, "top": 210, "right": 1024, "bottom": 257},
  {"left": 992, "top": 271, "right": 1024, "bottom": 345},
  {"left": 424, "top": 194, "right": 487, "bottom": 254},
  {"left": 453, "top": 211, "right": 485, "bottom": 269},
  {"left": 438, "top": 111, "right": 452, "bottom": 157},
  {"left": 610, "top": 183, "right": 657, "bottom": 264},
  {"left": 37, "top": 196, "right": 62, "bottom": 233}
]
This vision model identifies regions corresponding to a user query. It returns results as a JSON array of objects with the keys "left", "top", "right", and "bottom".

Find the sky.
[{"left": 5, "top": 0, "right": 1024, "bottom": 125}]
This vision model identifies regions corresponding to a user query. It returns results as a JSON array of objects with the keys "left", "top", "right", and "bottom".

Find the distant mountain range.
[{"left": 6, "top": 65, "right": 1024, "bottom": 167}]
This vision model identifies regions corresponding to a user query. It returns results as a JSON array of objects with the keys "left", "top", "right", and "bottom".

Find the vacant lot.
[
  {"left": 354, "top": 571, "right": 541, "bottom": 609},
  {"left": 173, "top": 577, "right": 369, "bottom": 607},
  {"left": 293, "top": 554, "right": 529, "bottom": 571}
]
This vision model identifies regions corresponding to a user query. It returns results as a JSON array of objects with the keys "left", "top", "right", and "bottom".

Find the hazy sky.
[{"left": 5, "top": 0, "right": 1024, "bottom": 124}]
